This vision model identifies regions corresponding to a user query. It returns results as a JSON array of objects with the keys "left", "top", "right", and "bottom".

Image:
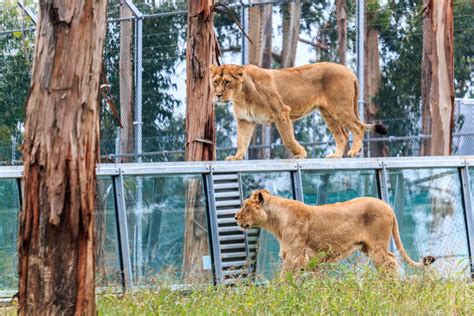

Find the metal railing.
[{"left": 0, "top": 155, "right": 473, "bottom": 296}]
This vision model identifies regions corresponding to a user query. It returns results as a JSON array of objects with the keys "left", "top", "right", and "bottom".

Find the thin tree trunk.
[
  {"left": 421, "top": 0, "right": 454, "bottom": 156},
  {"left": 336, "top": 0, "right": 347, "bottom": 65},
  {"left": 119, "top": 1, "right": 134, "bottom": 161},
  {"left": 248, "top": 3, "right": 273, "bottom": 159},
  {"left": 281, "top": 1, "right": 301, "bottom": 68},
  {"left": 19, "top": 1, "right": 108, "bottom": 315},
  {"left": 364, "top": 1, "right": 383, "bottom": 157},
  {"left": 183, "top": 0, "right": 218, "bottom": 283}
]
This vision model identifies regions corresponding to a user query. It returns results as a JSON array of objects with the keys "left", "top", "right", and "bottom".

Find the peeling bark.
[
  {"left": 18, "top": 1, "right": 108, "bottom": 315},
  {"left": 183, "top": 0, "right": 218, "bottom": 283},
  {"left": 421, "top": 0, "right": 454, "bottom": 156}
]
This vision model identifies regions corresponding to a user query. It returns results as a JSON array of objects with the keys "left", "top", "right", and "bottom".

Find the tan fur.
[
  {"left": 235, "top": 190, "right": 434, "bottom": 276},
  {"left": 210, "top": 63, "right": 386, "bottom": 160}
]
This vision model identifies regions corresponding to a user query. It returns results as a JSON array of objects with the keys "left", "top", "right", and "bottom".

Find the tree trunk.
[
  {"left": 421, "top": 0, "right": 454, "bottom": 156},
  {"left": 336, "top": 0, "right": 347, "bottom": 65},
  {"left": 19, "top": 1, "right": 108, "bottom": 315},
  {"left": 364, "top": 1, "right": 383, "bottom": 157},
  {"left": 119, "top": 1, "right": 134, "bottom": 161},
  {"left": 183, "top": 0, "right": 218, "bottom": 283},
  {"left": 281, "top": 1, "right": 301, "bottom": 68},
  {"left": 248, "top": 3, "right": 273, "bottom": 159}
]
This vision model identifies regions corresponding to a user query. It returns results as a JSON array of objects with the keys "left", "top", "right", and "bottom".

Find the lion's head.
[
  {"left": 210, "top": 64, "right": 244, "bottom": 102},
  {"left": 235, "top": 189, "right": 271, "bottom": 229}
]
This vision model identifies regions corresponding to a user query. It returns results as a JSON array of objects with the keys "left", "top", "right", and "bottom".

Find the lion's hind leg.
[
  {"left": 320, "top": 108, "right": 348, "bottom": 158},
  {"left": 368, "top": 247, "right": 398, "bottom": 276},
  {"left": 346, "top": 120, "right": 365, "bottom": 158}
]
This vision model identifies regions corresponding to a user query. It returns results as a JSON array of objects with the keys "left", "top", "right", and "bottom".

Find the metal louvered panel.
[{"left": 207, "top": 172, "right": 260, "bottom": 284}]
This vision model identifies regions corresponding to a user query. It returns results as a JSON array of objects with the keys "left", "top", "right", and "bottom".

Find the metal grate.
[{"left": 210, "top": 172, "right": 259, "bottom": 284}]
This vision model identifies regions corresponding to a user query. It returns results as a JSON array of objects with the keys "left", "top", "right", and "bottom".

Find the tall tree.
[
  {"left": 183, "top": 0, "right": 218, "bottom": 282},
  {"left": 364, "top": 1, "right": 381, "bottom": 156},
  {"left": 335, "top": 0, "right": 347, "bottom": 65},
  {"left": 19, "top": 1, "right": 108, "bottom": 315},
  {"left": 119, "top": 1, "right": 134, "bottom": 161},
  {"left": 421, "top": 0, "right": 455, "bottom": 156},
  {"left": 248, "top": 3, "right": 273, "bottom": 159}
]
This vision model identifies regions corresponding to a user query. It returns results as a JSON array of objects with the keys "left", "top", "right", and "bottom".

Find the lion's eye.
[
  {"left": 224, "top": 80, "right": 230, "bottom": 85},
  {"left": 213, "top": 80, "right": 218, "bottom": 85}
]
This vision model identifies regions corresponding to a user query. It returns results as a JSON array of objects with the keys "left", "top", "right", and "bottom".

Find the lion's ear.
[
  {"left": 236, "top": 66, "right": 244, "bottom": 77},
  {"left": 258, "top": 192, "right": 265, "bottom": 204},
  {"left": 210, "top": 64, "right": 218, "bottom": 74}
]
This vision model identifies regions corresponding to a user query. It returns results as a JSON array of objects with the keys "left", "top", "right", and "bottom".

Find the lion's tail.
[
  {"left": 353, "top": 78, "right": 388, "bottom": 136},
  {"left": 392, "top": 215, "right": 435, "bottom": 267}
]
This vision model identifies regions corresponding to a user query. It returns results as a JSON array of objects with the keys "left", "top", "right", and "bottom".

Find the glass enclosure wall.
[
  {"left": 0, "top": 157, "right": 473, "bottom": 296},
  {"left": 387, "top": 169, "right": 470, "bottom": 277},
  {"left": 0, "top": 179, "right": 20, "bottom": 294},
  {"left": 123, "top": 175, "right": 212, "bottom": 286},
  {"left": 95, "top": 177, "right": 122, "bottom": 287}
]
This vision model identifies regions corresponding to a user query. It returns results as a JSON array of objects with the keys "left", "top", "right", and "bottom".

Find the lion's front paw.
[
  {"left": 347, "top": 149, "right": 361, "bottom": 158},
  {"left": 225, "top": 155, "right": 243, "bottom": 161},
  {"left": 325, "top": 152, "right": 343, "bottom": 159},
  {"left": 293, "top": 154, "right": 307, "bottom": 159}
]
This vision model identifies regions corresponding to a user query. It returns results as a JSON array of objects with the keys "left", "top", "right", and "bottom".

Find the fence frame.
[{"left": 1, "top": 155, "right": 474, "bottom": 297}]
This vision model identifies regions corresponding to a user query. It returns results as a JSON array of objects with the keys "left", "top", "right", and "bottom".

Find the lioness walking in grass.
[
  {"left": 210, "top": 62, "right": 387, "bottom": 160},
  {"left": 235, "top": 189, "right": 435, "bottom": 276}
]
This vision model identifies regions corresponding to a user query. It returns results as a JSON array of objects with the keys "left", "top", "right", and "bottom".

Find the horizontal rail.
[{"left": 1, "top": 156, "right": 474, "bottom": 179}]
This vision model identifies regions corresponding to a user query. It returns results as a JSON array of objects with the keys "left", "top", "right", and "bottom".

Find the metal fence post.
[
  {"left": 292, "top": 165, "right": 304, "bottom": 201},
  {"left": 241, "top": 0, "right": 249, "bottom": 65},
  {"left": 356, "top": 0, "right": 365, "bottom": 157},
  {"left": 204, "top": 171, "right": 224, "bottom": 284},
  {"left": 459, "top": 164, "right": 474, "bottom": 278},
  {"left": 125, "top": 0, "right": 144, "bottom": 281},
  {"left": 113, "top": 170, "right": 134, "bottom": 291},
  {"left": 376, "top": 161, "right": 394, "bottom": 251}
]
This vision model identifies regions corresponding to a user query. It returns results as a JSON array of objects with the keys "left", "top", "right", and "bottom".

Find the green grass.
[
  {"left": 2, "top": 272, "right": 473, "bottom": 315},
  {"left": 96, "top": 272, "right": 473, "bottom": 315}
]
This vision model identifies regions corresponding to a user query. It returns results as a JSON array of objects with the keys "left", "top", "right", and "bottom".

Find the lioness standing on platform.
[{"left": 210, "top": 63, "right": 387, "bottom": 160}]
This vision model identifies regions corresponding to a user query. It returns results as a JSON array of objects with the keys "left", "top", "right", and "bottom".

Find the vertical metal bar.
[
  {"left": 126, "top": 0, "right": 145, "bottom": 281},
  {"left": 134, "top": 17, "right": 143, "bottom": 164},
  {"left": 376, "top": 162, "right": 394, "bottom": 251},
  {"left": 241, "top": 0, "right": 249, "bottom": 65},
  {"left": 292, "top": 166, "right": 304, "bottom": 201},
  {"left": 459, "top": 165, "right": 474, "bottom": 278},
  {"left": 204, "top": 172, "right": 224, "bottom": 284},
  {"left": 17, "top": 1, "right": 37, "bottom": 25},
  {"left": 356, "top": 0, "right": 365, "bottom": 157},
  {"left": 113, "top": 171, "right": 134, "bottom": 291},
  {"left": 16, "top": 178, "right": 23, "bottom": 211},
  {"left": 115, "top": 127, "right": 121, "bottom": 163}
]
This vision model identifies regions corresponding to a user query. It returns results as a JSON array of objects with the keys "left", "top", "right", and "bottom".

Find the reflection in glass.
[
  {"left": 301, "top": 170, "right": 379, "bottom": 205},
  {"left": 240, "top": 172, "right": 293, "bottom": 279},
  {"left": 0, "top": 179, "right": 20, "bottom": 293},
  {"left": 123, "top": 175, "right": 211, "bottom": 286},
  {"left": 95, "top": 177, "right": 121, "bottom": 287},
  {"left": 387, "top": 168, "right": 470, "bottom": 277}
]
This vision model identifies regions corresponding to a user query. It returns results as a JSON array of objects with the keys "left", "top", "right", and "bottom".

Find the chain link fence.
[{"left": 0, "top": 0, "right": 473, "bottom": 165}]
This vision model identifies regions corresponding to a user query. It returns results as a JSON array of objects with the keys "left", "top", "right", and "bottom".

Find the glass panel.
[
  {"left": 123, "top": 175, "right": 211, "bottom": 286},
  {"left": 95, "top": 177, "right": 121, "bottom": 287},
  {"left": 302, "top": 170, "right": 379, "bottom": 271},
  {"left": 0, "top": 179, "right": 20, "bottom": 293},
  {"left": 240, "top": 172, "right": 293, "bottom": 279},
  {"left": 301, "top": 170, "right": 379, "bottom": 205},
  {"left": 387, "top": 168, "right": 470, "bottom": 277}
]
